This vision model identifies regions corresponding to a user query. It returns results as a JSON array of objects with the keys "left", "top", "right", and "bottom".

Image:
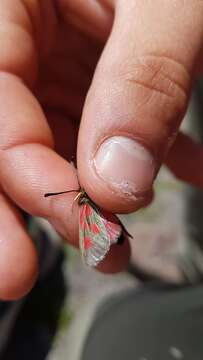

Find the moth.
[{"left": 44, "top": 188, "right": 132, "bottom": 267}]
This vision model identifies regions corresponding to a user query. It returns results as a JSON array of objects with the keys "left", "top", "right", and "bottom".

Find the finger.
[
  {"left": 0, "top": 4, "right": 77, "bottom": 260},
  {"left": 0, "top": 140, "right": 130, "bottom": 273},
  {"left": 58, "top": 0, "right": 113, "bottom": 41},
  {"left": 0, "top": 141, "right": 130, "bottom": 273},
  {"left": 0, "top": 193, "right": 37, "bottom": 300},
  {"left": 78, "top": 0, "right": 203, "bottom": 213},
  {"left": 0, "top": 75, "right": 129, "bottom": 273},
  {"left": 0, "top": 3, "right": 128, "bottom": 276},
  {"left": 165, "top": 131, "right": 203, "bottom": 188}
]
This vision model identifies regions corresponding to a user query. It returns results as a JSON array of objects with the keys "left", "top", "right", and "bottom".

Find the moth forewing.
[{"left": 79, "top": 203, "right": 111, "bottom": 267}]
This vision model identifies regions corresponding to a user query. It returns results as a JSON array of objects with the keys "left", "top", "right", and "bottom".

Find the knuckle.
[
  {"left": 122, "top": 54, "right": 190, "bottom": 128},
  {"left": 97, "top": 53, "right": 192, "bottom": 148},
  {"left": 127, "top": 54, "right": 189, "bottom": 108}
]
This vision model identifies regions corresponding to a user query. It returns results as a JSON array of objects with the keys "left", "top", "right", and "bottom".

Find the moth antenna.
[
  {"left": 73, "top": 192, "right": 83, "bottom": 202},
  {"left": 44, "top": 189, "right": 80, "bottom": 198}
]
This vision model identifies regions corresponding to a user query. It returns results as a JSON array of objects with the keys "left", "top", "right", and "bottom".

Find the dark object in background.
[{"left": 81, "top": 283, "right": 203, "bottom": 360}]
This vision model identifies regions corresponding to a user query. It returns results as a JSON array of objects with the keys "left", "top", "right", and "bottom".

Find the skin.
[{"left": 0, "top": 0, "right": 203, "bottom": 300}]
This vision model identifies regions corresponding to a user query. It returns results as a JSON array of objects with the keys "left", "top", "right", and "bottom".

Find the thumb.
[{"left": 78, "top": 0, "right": 203, "bottom": 213}]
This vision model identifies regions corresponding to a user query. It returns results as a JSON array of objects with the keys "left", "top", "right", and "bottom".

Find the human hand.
[{"left": 1, "top": 0, "right": 203, "bottom": 300}]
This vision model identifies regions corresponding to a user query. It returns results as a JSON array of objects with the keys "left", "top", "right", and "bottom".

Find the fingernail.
[{"left": 94, "top": 136, "right": 156, "bottom": 196}]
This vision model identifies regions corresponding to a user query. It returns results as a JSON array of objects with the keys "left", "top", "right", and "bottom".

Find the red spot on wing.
[
  {"left": 85, "top": 203, "right": 91, "bottom": 217},
  {"left": 83, "top": 236, "right": 92, "bottom": 250},
  {"left": 80, "top": 204, "right": 93, "bottom": 231},
  {"left": 79, "top": 208, "right": 84, "bottom": 226},
  {"left": 91, "top": 223, "right": 100, "bottom": 234}
]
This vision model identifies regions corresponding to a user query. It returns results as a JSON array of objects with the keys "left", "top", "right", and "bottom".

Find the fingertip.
[
  {"left": 79, "top": 158, "right": 154, "bottom": 213},
  {"left": 0, "top": 196, "right": 38, "bottom": 300},
  {"left": 0, "top": 239, "right": 38, "bottom": 301},
  {"left": 78, "top": 104, "right": 157, "bottom": 213}
]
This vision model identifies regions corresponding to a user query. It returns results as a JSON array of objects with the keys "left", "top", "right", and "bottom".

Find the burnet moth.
[{"left": 44, "top": 188, "right": 132, "bottom": 267}]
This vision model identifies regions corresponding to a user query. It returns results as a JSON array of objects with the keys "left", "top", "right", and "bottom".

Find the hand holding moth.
[{"left": 0, "top": 1, "right": 203, "bottom": 300}]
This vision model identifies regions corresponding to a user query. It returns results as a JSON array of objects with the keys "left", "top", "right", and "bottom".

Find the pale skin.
[{"left": 1, "top": 0, "right": 203, "bottom": 300}]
